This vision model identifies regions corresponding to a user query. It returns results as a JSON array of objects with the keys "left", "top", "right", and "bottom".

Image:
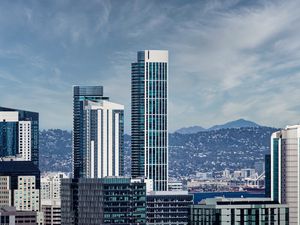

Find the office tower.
[
  {"left": 147, "top": 191, "right": 193, "bottom": 225},
  {"left": 83, "top": 99, "right": 124, "bottom": 178},
  {"left": 271, "top": 125, "right": 300, "bottom": 225},
  {"left": 131, "top": 50, "right": 168, "bottom": 191},
  {"left": 61, "top": 177, "right": 147, "bottom": 225},
  {"left": 0, "top": 107, "right": 39, "bottom": 166},
  {"left": 189, "top": 197, "right": 289, "bottom": 225}
]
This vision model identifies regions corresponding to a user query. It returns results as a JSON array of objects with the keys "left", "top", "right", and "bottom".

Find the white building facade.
[
  {"left": 271, "top": 125, "right": 300, "bottom": 225},
  {"left": 14, "top": 176, "right": 40, "bottom": 211},
  {"left": 83, "top": 99, "right": 124, "bottom": 178},
  {"left": 0, "top": 111, "right": 34, "bottom": 162}
]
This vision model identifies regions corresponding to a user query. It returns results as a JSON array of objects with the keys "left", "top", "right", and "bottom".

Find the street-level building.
[
  {"left": 189, "top": 197, "right": 289, "bottom": 225},
  {"left": 61, "top": 177, "right": 146, "bottom": 225},
  {"left": 147, "top": 191, "right": 193, "bottom": 225}
]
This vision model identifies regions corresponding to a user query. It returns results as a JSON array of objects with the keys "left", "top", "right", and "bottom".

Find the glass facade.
[
  {"left": 0, "top": 121, "right": 18, "bottom": 157},
  {"left": 0, "top": 107, "right": 39, "bottom": 166},
  {"left": 72, "top": 86, "right": 109, "bottom": 178},
  {"left": 131, "top": 50, "right": 168, "bottom": 191},
  {"left": 61, "top": 177, "right": 147, "bottom": 225},
  {"left": 265, "top": 154, "right": 271, "bottom": 198},
  {"left": 272, "top": 138, "right": 279, "bottom": 202}
]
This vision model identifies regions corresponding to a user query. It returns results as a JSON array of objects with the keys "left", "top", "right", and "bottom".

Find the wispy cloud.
[{"left": 0, "top": 0, "right": 300, "bottom": 131}]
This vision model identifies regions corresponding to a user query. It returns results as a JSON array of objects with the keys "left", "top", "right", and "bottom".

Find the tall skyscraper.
[
  {"left": 271, "top": 125, "right": 300, "bottom": 225},
  {"left": 0, "top": 107, "right": 39, "bottom": 166},
  {"left": 73, "top": 86, "right": 124, "bottom": 178},
  {"left": 131, "top": 50, "right": 168, "bottom": 191},
  {"left": 72, "top": 86, "right": 109, "bottom": 178}
]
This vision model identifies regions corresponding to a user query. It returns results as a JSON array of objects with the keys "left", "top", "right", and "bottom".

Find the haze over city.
[{"left": 0, "top": 0, "right": 300, "bottom": 132}]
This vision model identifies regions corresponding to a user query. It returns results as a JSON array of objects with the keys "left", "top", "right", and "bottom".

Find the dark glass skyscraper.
[
  {"left": 0, "top": 106, "right": 39, "bottom": 166},
  {"left": 131, "top": 50, "right": 168, "bottom": 191},
  {"left": 72, "top": 86, "right": 109, "bottom": 178}
]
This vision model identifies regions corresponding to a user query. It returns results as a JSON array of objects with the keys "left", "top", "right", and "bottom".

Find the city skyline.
[{"left": 1, "top": 0, "right": 300, "bottom": 133}]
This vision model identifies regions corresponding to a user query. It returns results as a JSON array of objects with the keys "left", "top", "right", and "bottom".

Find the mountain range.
[
  {"left": 39, "top": 119, "right": 277, "bottom": 178},
  {"left": 175, "top": 119, "right": 260, "bottom": 134}
]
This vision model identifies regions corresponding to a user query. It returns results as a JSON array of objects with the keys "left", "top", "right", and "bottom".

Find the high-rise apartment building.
[
  {"left": 131, "top": 50, "right": 168, "bottom": 191},
  {"left": 83, "top": 99, "right": 124, "bottom": 178},
  {"left": 0, "top": 107, "right": 39, "bottom": 166},
  {"left": 72, "top": 85, "right": 124, "bottom": 178},
  {"left": 271, "top": 125, "right": 300, "bottom": 225},
  {"left": 73, "top": 86, "right": 109, "bottom": 178}
]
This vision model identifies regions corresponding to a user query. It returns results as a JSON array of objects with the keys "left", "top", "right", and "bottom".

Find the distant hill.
[
  {"left": 175, "top": 126, "right": 206, "bottom": 134},
  {"left": 175, "top": 119, "right": 261, "bottom": 134},
  {"left": 208, "top": 119, "right": 260, "bottom": 130}
]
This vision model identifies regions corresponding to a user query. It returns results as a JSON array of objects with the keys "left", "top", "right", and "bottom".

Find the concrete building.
[
  {"left": 14, "top": 176, "right": 40, "bottom": 211},
  {"left": 41, "top": 172, "right": 68, "bottom": 200},
  {"left": 271, "top": 125, "right": 300, "bottom": 224},
  {"left": 0, "top": 206, "right": 38, "bottom": 225},
  {"left": 0, "top": 176, "right": 11, "bottom": 207},
  {"left": 146, "top": 191, "right": 193, "bottom": 225},
  {"left": 41, "top": 172, "right": 68, "bottom": 225},
  {"left": 131, "top": 50, "right": 169, "bottom": 191},
  {"left": 61, "top": 177, "right": 147, "bottom": 225},
  {"left": 42, "top": 200, "right": 61, "bottom": 225},
  {"left": 189, "top": 197, "right": 289, "bottom": 225},
  {"left": 0, "top": 207, "right": 15, "bottom": 225},
  {"left": 0, "top": 161, "right": 40, "bottom": 210},
  {"left": 0, "top": 107, "right": 39, "bottom": 166},
  {"left": 168, "top": 181, "right": 183, "bottom": 191}
]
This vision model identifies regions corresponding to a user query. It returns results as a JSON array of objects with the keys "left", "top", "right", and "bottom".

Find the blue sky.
[{"left": 1, "top": 0, "right": 300, "bottom": 133}]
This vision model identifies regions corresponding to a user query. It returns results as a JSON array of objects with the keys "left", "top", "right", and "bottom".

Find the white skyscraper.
[
  {"left": 271, "top": 125, "right": 300, "bottom": 225},
  {"left": 83, "top": 99, "right": 124, "bottom": 178}
]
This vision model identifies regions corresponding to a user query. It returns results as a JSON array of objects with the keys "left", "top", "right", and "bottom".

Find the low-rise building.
[
  {"left": 147, "top": 191, "right": 193, "bottom": 225},
  {"left": 42, "top": 200, "right": 61, "bottom": 225},
  {"left": 189, "top": 197, "right": 289, "bottom": 225},
  {"left": 168, "top": 181, "right": 183, "bottom": 191}
]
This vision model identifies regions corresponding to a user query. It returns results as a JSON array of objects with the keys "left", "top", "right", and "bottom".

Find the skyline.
[{"left": 1, "top": 0, "right": 300, "bottom": 133}]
